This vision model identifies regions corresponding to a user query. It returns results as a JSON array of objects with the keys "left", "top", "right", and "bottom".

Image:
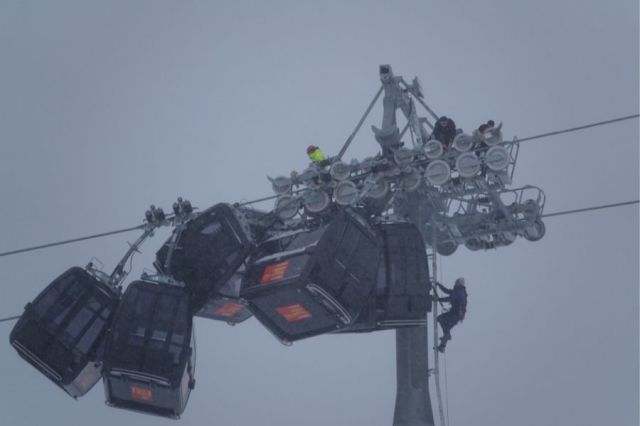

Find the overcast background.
[{"left": 0, "top": 1, "right": 638, "bottom": 426}]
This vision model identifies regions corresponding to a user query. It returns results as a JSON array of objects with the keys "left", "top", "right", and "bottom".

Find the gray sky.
[{"left": 0, "top": 1, "right": 638, "bottom": 425}]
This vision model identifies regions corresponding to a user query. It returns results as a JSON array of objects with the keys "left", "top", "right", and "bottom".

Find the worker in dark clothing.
[
  {"left": 431, "top": 116, "right": 457, "bottom": 148},
  {"left": 434, "top": 277, "right": 467, "bottom": 352}
]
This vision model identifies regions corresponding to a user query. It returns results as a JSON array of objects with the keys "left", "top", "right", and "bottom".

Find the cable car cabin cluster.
[{"left": 10, "top": 203, "right": 433, "bottom": 419}]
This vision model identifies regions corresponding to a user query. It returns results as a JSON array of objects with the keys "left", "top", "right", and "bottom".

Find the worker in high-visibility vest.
[{"left": 306, "top": 145, "right": 326, "bottom": 163}]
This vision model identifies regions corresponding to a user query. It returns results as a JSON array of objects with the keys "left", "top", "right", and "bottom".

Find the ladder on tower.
[{"left": 427, "top": 223, "right": 447, "bottom": 426}]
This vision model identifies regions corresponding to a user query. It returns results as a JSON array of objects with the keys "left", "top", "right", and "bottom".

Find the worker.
[
  {"left": 477, "top": 119, "right": 495, "bottom": 134},
  {"left": 473, "top": 119, "right": 496, "bottom": 145},
  {"left": 307, "top": 145, "right": 326, "bottom": 163},
  {"left": 430, "top": 116, "right": 457, "bottom": 148},
  {"left": 473, "top": 120, "right": 497, "bottom": 172},
  {"left": 434, "top": 277, "right": 467, "bottom": 352}
]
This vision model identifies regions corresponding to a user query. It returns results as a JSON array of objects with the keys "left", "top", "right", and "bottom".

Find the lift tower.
[{"left": 260, "top": 65, "right": 545, "bottom": 425}]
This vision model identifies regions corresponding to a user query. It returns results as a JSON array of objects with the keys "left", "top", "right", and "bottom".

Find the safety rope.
[
  {"left": 443, "top": 351, "right": 450, "bottom": 426},
  {"left": 438, "top": 255, "right": 451, "bottom": 426}
]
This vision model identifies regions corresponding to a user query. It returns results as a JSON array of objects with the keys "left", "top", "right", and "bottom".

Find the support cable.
[
  {"left": 0, "top": 200, "right": 636, "bottom": 262},
  {"left": 414, "top": 96, "right": 440, "bottom": 122},
  {"left": 0, "top": 198, "right": 634, "bottom": 325},
  {"left": 236, "top": 188, "right": 306, "bottom": 207},
  {"left": 237, "top": 194, "right": 279, "bottom": 207},
  {"left": 0, "top": 225, "right": 145, "bottom": 258},
  {"left": 239, "top": 113, "right": 638, "bottom": 207},
  {"left": 517, "top": 114, "right": 638, "bottom": 143},
  {"left": 337, "top": 85, "right": 384, "bottom": 160},
  {"left": 0, "top": 115, "right": 636, "bottom": 259},
  {"left": 542, "top": 200, "right": 638, "bottom": 218}
]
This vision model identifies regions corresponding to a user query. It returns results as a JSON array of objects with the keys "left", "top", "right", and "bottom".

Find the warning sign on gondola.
[
  {"left": 276, "top": 304, "right": 312, "bottom": 322},
  {"left": 261, "top": 261, "right": 289, "bottom": 284},
  {"left": 131, "top": 386, "right": 153, "bottom": 402},
  {"left": 213, "top": 302, "right": 243, "bottom": 317}
]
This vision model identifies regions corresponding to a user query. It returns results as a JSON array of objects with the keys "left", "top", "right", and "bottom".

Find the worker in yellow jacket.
[{"left": 306, "top": 145, "right": 326, "bottom": 163}]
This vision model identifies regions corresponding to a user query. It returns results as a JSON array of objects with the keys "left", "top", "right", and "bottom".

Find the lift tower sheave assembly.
[{"left": 8, "top": 65, "right": 547, "bottom": 424}]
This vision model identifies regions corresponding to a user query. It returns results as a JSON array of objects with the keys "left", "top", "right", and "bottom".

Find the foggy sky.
[{"left": 0, "top": 1, "right": 638, "bottom": 426}]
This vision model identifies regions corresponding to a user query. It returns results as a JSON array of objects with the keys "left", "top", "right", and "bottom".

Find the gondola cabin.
[
  {"left": 195, "top": 268, "right": 252, "bottom": 324},
  {"left": 155, "top": 203, "right": 253, "bottom": 311},
  {"left": 241, "top": 209, "right": 382, "bottom": 343},
  {"left": 102, "top": 281, "right": 194, "bottom": 419},
  {"left": 9, "top": 267, "right": 120, "bottom": 398},
  {"left": 341, "top": 222, "right": 431, "bottom": 333}
]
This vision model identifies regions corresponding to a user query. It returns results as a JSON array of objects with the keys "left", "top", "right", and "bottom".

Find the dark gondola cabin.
[
  {"left": 195, "top": 268, "right": 252, "bottom": 324},
  {"left": 155, "top": 203, "right": 253, "bottom": 311},
  {"left": 341, "top": 222, "right": 431, "bottom": 333},
  {"left": 241, "top": 209, "right": 382, "bottom": 343},
  {"left": 9, "top": 267, "right": 120, "bottom": 398},
  {"left": 102, "top": 281, "right": 194, "bottom": 419}
]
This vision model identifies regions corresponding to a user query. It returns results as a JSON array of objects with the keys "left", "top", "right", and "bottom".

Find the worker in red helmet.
[
  {"left": 306, "top": 145, "right": 326, "bottom": 163},
  {"left": 477, "top": 120, "right": 495, "bottom": 134}
]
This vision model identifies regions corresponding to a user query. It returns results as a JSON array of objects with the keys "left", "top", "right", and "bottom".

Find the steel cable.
[{"left": 0, "top": 116, "right": 637, "bottom": 259}]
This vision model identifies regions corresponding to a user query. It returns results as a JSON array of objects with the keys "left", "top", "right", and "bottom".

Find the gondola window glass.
[
  {"left": 66, "top": 307, "right": 93, "bottom": 341},
  {"left": 200, "top": 222, "right": 222, "bottom": 236},
  {"left": 51, "top": 302, "right": 73, "bottom": 326},
  {"left": 171, "top": 333, "right": 185, "bottom": 345},
  {"left": 76, "top": 317, "right": 104, "bottom": 354},
  {"left": 169, "top": 345, "right": 181, "bottom": 364},
  {"left": 34, "top": 286, "right": 63, "bottom": 316},
  {"left": 128, "top": 326, "right": 145, "bottom": 347},
  {"left": 86, "top": 296, "right": 102, "bottom": 312},
  {"left": 151, "top": 330, "right": 168, "bottom": 343}
]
